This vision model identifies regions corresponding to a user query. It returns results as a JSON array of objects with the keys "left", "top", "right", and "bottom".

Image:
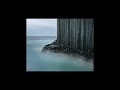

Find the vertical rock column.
[
  {"left": 77, "top": 19, "right": 81, "bottom": 50},
  {"left": 57, "top": 19, "right": 60, "bottom": 45},
  {"left": 57, "top": 18, "right": 94, "bottom": 51}
]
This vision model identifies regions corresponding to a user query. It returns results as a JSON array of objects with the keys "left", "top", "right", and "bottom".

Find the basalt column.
[{"left": 57, "top": 19, "right": 94, "bottom": 51}]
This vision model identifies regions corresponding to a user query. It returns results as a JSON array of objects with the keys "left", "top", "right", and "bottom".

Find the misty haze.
[{"left": 26, "top": 19, "right": 94, "bottom": 71}]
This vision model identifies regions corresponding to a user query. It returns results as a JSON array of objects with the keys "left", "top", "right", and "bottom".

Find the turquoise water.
[{"left": 26, "top": 38, "right": 94, "bottom": 71}]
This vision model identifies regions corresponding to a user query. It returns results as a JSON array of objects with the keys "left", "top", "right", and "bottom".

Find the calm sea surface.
[{"left": 26, "top": 36, "right": 94, "bottom": 71}]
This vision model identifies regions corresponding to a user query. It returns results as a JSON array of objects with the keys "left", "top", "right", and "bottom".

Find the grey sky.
[{"left": 26, "top": 19, "right": 57, "bottom": 36}]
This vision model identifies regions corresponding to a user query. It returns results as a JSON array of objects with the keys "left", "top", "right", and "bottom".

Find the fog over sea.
[{"left": 26, "top": 36, "right": 94, "bottom": 71}]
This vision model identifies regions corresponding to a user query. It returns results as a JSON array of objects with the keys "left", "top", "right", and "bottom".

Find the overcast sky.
[{"left": 26, "top": 19, "right": 57, "bottom": 36}]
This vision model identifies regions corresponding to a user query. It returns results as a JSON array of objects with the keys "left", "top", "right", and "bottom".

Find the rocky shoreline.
[{"left": 42, "top": 40, "right": 94, "bottom": 61}]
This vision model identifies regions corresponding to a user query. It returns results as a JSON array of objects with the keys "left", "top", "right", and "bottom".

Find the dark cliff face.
[
  {"left": 57, "top": 19, "right": 94, "bottom": 51},
  {"left": 42, "top": 19, "right": 94, "bottom": 59}
]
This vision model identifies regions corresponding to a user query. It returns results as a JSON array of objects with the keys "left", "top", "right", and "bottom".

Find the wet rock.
[{"left": 42, "top": 40, "right": 94, "bottom": 60}]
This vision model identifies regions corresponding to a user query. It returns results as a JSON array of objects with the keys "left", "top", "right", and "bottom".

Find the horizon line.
[{"left": 27, "top": 36, "right": 57, "bottom": 37}]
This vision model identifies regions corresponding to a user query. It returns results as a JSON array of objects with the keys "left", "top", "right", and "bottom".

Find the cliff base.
[{"left": 42, "top": 40, "right": 94, "bottom": 61}]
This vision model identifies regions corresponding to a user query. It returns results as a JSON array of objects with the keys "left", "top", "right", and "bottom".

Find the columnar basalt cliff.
[{"left": 42, "top": 19, "right": 94, "bottom": 59}]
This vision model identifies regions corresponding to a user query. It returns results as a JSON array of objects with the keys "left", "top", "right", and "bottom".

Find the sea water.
[{"left": 26, "top": 36, "right": 94, "bottom": 71}]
